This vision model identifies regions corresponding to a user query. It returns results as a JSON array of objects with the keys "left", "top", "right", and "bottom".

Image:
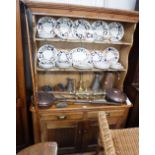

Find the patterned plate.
[
  {"left": 92, "top": 21, "right": 109, "bottom": 41},
  {"left": 104, "top": 47, "right": 119, "bottom": 64},
  {"left": 56, "top": 49, "right": 72, "bottom": 68},
  {"left": 72, "top": 19, "right": 91, "bottom": 40},
  {"left": 37, "top": 44, "right": 58, "bottom": 68},
  {"left": 37, "top": 17, "right": 56, "bottom": 38},
  {"left": 109, "top": 22, "right": 124, "bottom": 41},
  {"left": 91, "top": 50, "right": 105, "bottom": 63},
  {"left": 55, "top": 17, "right": 73, "bottom": 39},
  {"left": 70, "top": 47, "right": 91, "bottom": 63}
]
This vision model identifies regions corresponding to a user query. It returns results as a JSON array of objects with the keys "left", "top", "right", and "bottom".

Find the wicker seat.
[
  {"left": 98, "top": 111, "right": 139, "bottom": 155},
  {"left": 17, "top": 142, "right": 58, "bottom": 155}
]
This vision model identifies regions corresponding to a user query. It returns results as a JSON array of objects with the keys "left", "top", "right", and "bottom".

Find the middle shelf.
[
  {"left": 37, "top": 67, "right": 126, "bottom": 72},
  {"left": 35, "top": 37, "right": 132, "bottom": 46}
]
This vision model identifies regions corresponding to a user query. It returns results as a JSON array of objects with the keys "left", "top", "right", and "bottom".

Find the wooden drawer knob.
[{"left": 57, "top": 115, "right": 68, "bottom": 120}]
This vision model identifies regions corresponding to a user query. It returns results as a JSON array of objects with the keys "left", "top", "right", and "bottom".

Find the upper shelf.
[
  {"left": 24, "top": 1, "right": 139, "bottom": 23},
  {"left": 35, "top": 37, "right": 132, "bottom": 46}
]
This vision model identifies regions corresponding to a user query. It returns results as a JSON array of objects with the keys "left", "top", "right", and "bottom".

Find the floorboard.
[{"left": 65, "top": 151, "right": 103, "bottom": 155}]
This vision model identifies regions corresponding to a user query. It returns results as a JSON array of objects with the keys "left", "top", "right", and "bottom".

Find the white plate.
[
  {"left": 56, "top": 49, "right": 72, "bottom": 68},
  {"left": 70, "top": 47, "right": 91, "bottom": 63},
  {"left": 91, "top": 50, "right": 105, "bottom": 63},
  {"left": 92, "top": 21, "right": 109, "bottom": 41},
  {"left": 72, "top": 19, "right": 91, "bottom": 40},
  {"left": 109, "top": 22, "right": 124, "bottom": 41},
  {"left": 55, "top": 17, "right": 73, "bottom": 39},
  {"left": 104, "top": 47, "right": 119, "bottom": 64},
  {"left": 38, "top": 61, "right": 55, "bottom": 69},
  {"left": 73, "top": 62, "right": 93, "bottom": 70},
  {"left": 56, "top": 62, "right": 72, "bottom": 69},
  {"left": 110, "top": 62, "right": 124, "bottom": 70},
  {"left": 37, "top": 44, "right": 58, "bottom": 68},
  {"left": 94, "top": 61, "right": 110, "bottom": 69},
  {"left": 37, "top": 17, "right": 56, "bottom": 38}
]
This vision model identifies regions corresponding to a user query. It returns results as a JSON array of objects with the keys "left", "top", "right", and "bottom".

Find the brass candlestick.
[
  {"left": 73, "top": 79, "right": 76, "bottom": 93},
  {"left": 79, "top": 79, "right": 83, "bottom": 92},
  {"left": 83, "top": 80, "right": 88, "bottom": 92},
  {"left": 78, "top": 73, "right": 84, "bottom": 92}
]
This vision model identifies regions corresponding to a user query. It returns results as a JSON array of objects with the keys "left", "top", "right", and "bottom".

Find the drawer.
[
  {"left": 40, "top": 112, "right": 84, "bottom": 121},
  {"left": 87, "top": 110, "right": 125, "bottom": 119}
]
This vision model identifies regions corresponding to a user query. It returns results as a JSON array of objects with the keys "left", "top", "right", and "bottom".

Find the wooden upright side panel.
[{"left": 16, "top": 0, "right": 29, "bottom": 151}]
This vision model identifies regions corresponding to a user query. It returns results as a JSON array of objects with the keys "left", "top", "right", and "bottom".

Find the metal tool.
[{"left": 58, "top": 99, "right": 121, "bottom": 105}]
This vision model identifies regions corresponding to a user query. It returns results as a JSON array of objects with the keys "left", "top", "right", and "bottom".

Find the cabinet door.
[
  {"left": 81, "top": 109, "right": 127, "bottom": 152},
  {"left": 81, "top": 119, "right": 121, "bottom": 152},
  {"left": 81, "top": 120, "right": 98, "bottom": 152},
  {"left": 40, "top": 120, "right": 82, "bottom": 154}
]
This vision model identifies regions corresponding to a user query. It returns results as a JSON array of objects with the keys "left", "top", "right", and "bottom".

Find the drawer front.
[
  {"left": 39, "top": 112, "right": 84, "bottom": 121},
  {"left": 87, "top": 110, "right": 125, "bottom": 119}
]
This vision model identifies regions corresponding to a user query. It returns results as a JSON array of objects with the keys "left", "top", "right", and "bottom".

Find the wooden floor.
[
  {"left": 65, "top": 151, "right": 103, "bottom": 155},
  {"left": 65, "top": 153, "right": 95, "bottom": 155}
]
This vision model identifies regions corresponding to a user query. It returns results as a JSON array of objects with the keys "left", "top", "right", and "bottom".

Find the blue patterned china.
[
  {"left": 37, "top": 17, "right": 56, "bottom": 38},
  {"left": 70, "top": 47, "right": 93, "bottom": 69},
  {"left": 37, "top": 44, "right": 58, "bottom": 69},
  {"left": 91, "top": 50, "right": 104, "bottom": 63},
  {"left": 70, "top": 47, "right": 91, "bottom": 63},
  {"left": 55, "top": 17, "right": 73, "bottom": 39},
  {"left": 72, "top": 19, "right": 92, "bottom": 40},
  {"left": 91, "top": 50, "right": 110, "bottom": 69},
  {"left": 56, "top": 49, "right": 72, "bottom": 68},
  {"left": 104, "top": 47, "right": 119, "bottom": 64},
  {"left": 92, "top": 21, "right": 109, "bottom": 41},
  {"left": 109, "top": 22, "right": 124, "bottom": 41}
]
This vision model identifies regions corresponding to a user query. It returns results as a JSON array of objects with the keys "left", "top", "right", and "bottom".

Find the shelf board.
[
  {"left": 37, "top": 67, "right": 126, "bottom": 72},
  {"left": 38, "top": 90, "right": 105, "bottom": 95},
  {"left": 36, "top": 91, "right": 123, "bottom": 106},
  {"left": 35, "top": 37, "right": 132, "bottom": 46}
]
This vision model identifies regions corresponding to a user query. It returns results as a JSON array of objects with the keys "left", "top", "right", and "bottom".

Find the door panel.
[{"left": 40, "top": 120, "right": 82, "bottom": 153}]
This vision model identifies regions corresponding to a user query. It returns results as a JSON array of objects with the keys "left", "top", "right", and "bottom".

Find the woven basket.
[{"left": 98, "top": 111, "right": 139, "bottom": 155}]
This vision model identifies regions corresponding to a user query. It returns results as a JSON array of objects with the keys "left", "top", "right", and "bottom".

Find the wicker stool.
[
  {"left": 17, "top": 142, "right": 58, "bottom": 155},
  {"left": 98, "top": 111, "right": 139, "bottom": 155}
]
